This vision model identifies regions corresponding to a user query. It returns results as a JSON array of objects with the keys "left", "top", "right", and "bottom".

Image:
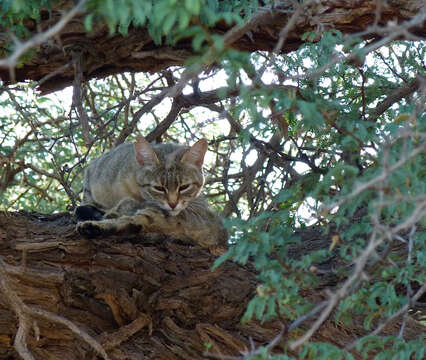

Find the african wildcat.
[{"left": 75, "top": 136, "right": 228, "bottom": 252}]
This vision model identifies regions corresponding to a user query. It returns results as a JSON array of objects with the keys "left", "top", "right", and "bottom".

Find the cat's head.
[{"left": 133, "top": 136, "right": 207, "bottom": 216}]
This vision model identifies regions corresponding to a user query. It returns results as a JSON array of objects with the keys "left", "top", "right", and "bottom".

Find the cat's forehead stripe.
[
  {"left": 164, "top": 148, "right": 185, "bottom": 168},
  {"left": 165, "top": 168, "right": 178, "bottom": 189}
]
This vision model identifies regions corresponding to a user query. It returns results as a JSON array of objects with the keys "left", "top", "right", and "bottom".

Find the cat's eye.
[
  {"left": 179, "top": 184, "right": 191, "bottom": 192},
  {"left": 153, "top": 185, "right": 166, "bottom": 193}
]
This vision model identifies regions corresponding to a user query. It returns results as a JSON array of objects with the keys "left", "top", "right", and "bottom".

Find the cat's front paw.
[
  {"left": 104, "top": 210, "right": 120, "bottom": 219},
  {"left": 77, "top": 219, "right": 142, "bottom": 238},
  {"left": 77, "top": 221, "right": 104, "bottom": 238},
  {"left": 135, "top": 206, "right": 167, "bottom": 222}
]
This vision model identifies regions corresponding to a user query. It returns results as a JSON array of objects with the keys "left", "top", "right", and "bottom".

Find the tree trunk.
[{"left": 0, "top": 212, "right": 424, "bottom": 359}]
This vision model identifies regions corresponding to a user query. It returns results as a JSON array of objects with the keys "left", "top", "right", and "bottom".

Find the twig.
[
  {"left": 289, "top": 228, "right": 382, "bottom": 349},
  {"left": 146, "top": 98, "right": 183, "bottom": 142},
  {"left": 71, "top": 50, "right": 93, "bottom": 145},
  {"left": 398, "top": 226, "right": 412, "bottom": 339},
  {"left": 284, "top": 11, "right": 426, "bottom": 82},
  {"left": 29, "top": 307, "right": 111, "bottom": 360},
  {"left": 37, "top": 61, "right": 73, "bottom": 87},
  {"left": 346, "top": 281, "right": 426, "bottom": 350},
  {"left": 288, "top": 301, "right": 328, "bottom": 332},
  {"left": 0, "top": 257, "right": 111, "bottom": 360},
  {"left": 369, "top": 74, "right": 424, "bottom": 122},
  {"left": 0, "top": 258, "right": 35, "bottom": 360},
  {"left": 163, "top": 0, "right": 288, "bottom": 101},
  {"left": 98, "top": 313, "right": 152, "bottom": 350},
  {"left": 204, "top": 326, "right": 285, "bottom": 360},
  {"left": 0, "top": 0, "right": 87, "bottom": 75},
  {"left": 321, "top": 141, "right": 426, "bottom": 213}
]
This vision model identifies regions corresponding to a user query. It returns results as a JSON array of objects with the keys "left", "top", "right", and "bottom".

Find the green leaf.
[
  {"left": 192, "top": 32, "right": 205, "bottom": 51},
  {"left": 211, "top": 34, "right": 224, "bottom": 52},
  {"left": 162, "top": 12, "right": 177, "bottom": 34},
  {"left": 177, "top": 8, "right": 191, "bottom": 30},
  {"left": 84, "top": 13, "right": 94, "bottom": 32},
  {"left": 185, "top": 0, "right": 200, "bottom": 15}
]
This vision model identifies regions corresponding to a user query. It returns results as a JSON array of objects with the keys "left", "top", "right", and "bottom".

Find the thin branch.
[
  {"left": 346, "top": 281, "right": 426, "bottom": 350},
  {"left": 0, "top": 257, "right": 111, "bottom": 360},
  {"left": 0, "top": 258, "right": 35, "bottom": 360},
  {"left": 284, "top": 10, "right": 426, "bottom": 82},
  {"left": 145, "top": 98, "right": 183, "bottom": 142},
  {"left": 164, "top": 0, "right": 289, "bottom": 100},
  {"left": 28, "top": 307, "right": 111, "bottom": 360},
  {"left": 288, "top": 301, "right": 328, "bottom": 332},
  {"left": 71, "top": 49, "right": 93, "bottom": 146},
  {"left": 204, "top": 326, "right": 285, "bottom": 360},
  {"left": 321, "top": 140, "right": 426, "bottom": 213},
  {"left": 289, "top": 228, "right": 382, "bottom": 349},
  {"left": 0, "top": 0, "right": 87, "bottom": 74},
  {"left": 369, "top": 74, "right": 424, "bottom": 122}
]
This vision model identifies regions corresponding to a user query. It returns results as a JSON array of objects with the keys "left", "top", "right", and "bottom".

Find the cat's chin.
[{"left": 168, "top": 209, "right": 182, "bottom": 216}]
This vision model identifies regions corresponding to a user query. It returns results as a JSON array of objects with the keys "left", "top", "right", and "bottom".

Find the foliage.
[
  {"left": 84, "top": 0, "right": 261, "bottom": 38},
  {"left": 0, "top": 1, "right": 425, "bottom": 359}
]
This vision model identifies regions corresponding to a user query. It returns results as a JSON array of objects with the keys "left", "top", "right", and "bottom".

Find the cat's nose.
[{"left": 168, "top": 202, "right": 177, "bottom": 209}]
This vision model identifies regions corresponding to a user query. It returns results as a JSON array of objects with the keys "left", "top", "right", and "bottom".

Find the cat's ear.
[
  {"left": 181, "top": 138, "right": 208, "bottom": 168},
  {"left": 134, "top": 136, "right": 159, "bottom": 166}
]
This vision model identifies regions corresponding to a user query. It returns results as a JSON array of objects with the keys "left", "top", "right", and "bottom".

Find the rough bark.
[
  {"left": 0, "top": 212, "right": 424, "bottom": 360},
  {"left": 0, "top": 0, "right": 425, "bottom": 93}
]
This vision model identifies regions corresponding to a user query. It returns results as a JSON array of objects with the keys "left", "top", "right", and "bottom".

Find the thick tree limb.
[
  {"left": 0, "top": 0, "right": 424, "bottom": 93},
  {"left": 0, "top": 212, "right": 424, "bottom": 359}
]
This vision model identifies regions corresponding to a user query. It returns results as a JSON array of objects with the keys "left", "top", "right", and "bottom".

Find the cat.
[{"left": 75, "top": 136, "right": 228, "bottom": 253}]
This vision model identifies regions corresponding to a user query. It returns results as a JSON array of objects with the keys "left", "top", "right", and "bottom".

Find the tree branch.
[
  {"left": 368, "top": 74, "right": 425, "bottom": 122},
  {"left": 0, "top": 0, "right": 87, "bottom": 79}
]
